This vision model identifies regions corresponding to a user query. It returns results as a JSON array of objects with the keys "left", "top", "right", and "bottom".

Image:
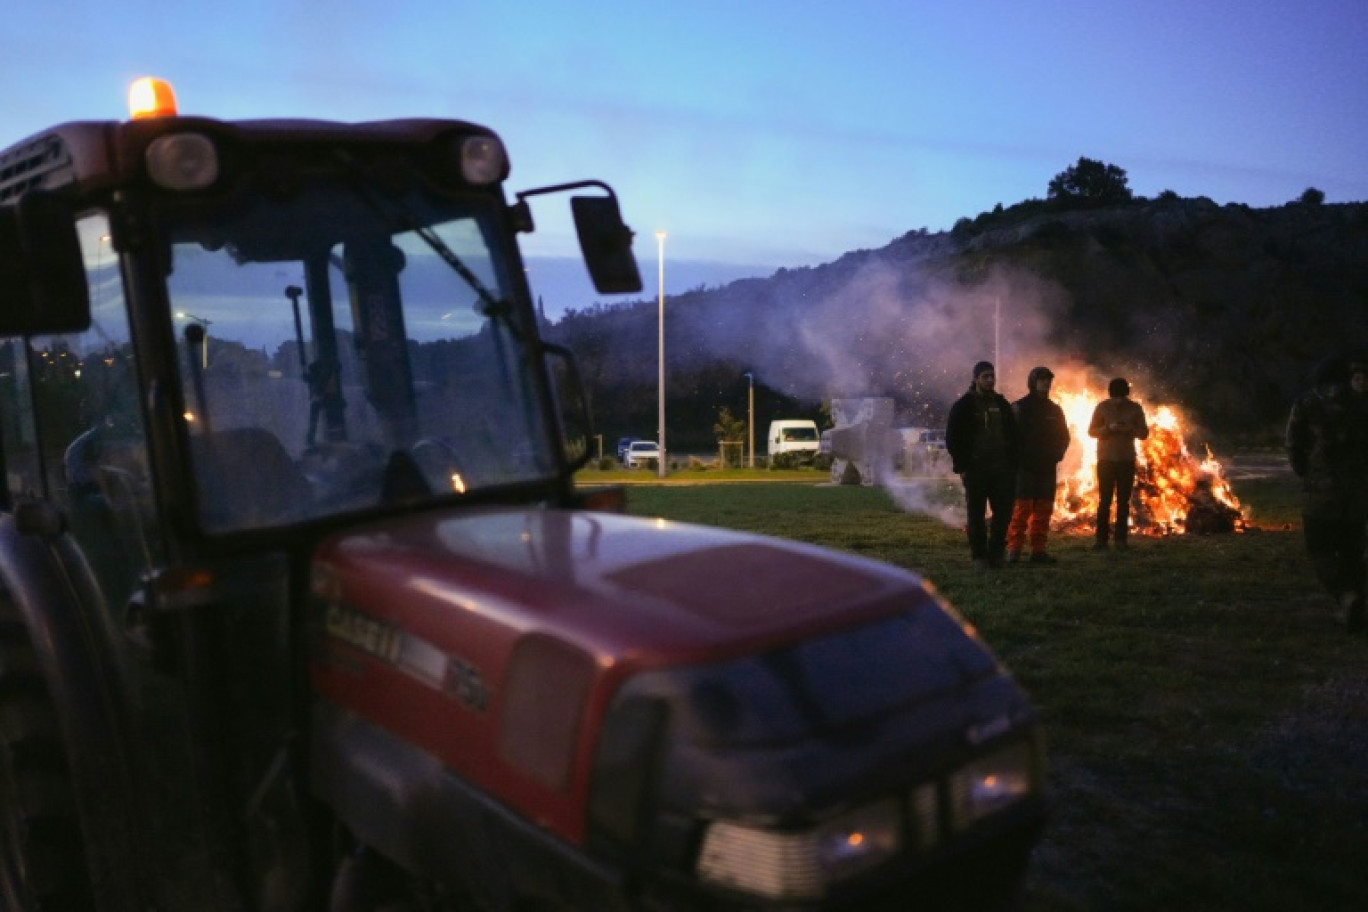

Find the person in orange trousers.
[{"left": 1006, "top": 367, "right": 1071, "bottom": 564}]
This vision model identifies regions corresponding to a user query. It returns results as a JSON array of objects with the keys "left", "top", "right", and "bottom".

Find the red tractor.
[{"left": 0, "top": 80, "right": 1045, "bottom": 911}]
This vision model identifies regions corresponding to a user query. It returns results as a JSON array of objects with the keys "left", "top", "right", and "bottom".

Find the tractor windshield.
[{"left": 158, "top": 179, "right": 554, "bottom": 533}]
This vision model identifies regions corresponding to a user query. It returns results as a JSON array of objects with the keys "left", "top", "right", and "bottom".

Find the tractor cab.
[{"left": 0, "top": 79, "right": 635, "bottom": 587}]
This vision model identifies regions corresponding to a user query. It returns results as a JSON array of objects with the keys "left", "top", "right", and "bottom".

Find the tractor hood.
[
  {"left": 311, "top": 504, "right": 981, "bottom": 677},
  {"left": 308, "top": 506, "right": 1032, "bottom": 846}
]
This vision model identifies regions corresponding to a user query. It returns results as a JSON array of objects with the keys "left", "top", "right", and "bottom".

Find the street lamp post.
[
  {"left": 744, "top": 372, "right": 754, "bottom": 469},
  {"left": 656, "top": 230, "right": 667, "bottom": 479},
  {"left": 994, "top": 295, "right": 1001, "bottom": 375}
]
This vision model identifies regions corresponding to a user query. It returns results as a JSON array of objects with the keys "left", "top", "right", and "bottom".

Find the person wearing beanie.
[
  {"left": 1087, "top": 377, "right": 1149, "bottom": 550},
  {"left": 1006, "top": 367, "right": 1070, "bottom": 564},
  {"left": 945, "top": 360, "right": 1018, "bottom": 568},
  {"left": 1286, "top": 354, "right": 1368, "bottom": 634}
]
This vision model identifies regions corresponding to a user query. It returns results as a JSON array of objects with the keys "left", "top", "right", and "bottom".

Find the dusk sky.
[{"left": 5, "top": 1, "right": 1366, "bottom": 304}]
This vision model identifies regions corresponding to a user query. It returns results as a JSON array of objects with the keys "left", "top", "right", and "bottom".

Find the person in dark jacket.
[
  {"left": 1286, "top": 355, "right": 1368, "bottom": 634},
  {"left": 946, "top": 361, "right": 1018, "bottom": 568},
  {"left": 1087, "top": 377, "right": 1149, "bottom": 550},
  {"left": 1006, "top": 366, "right": 1071, "bottom": 564}
]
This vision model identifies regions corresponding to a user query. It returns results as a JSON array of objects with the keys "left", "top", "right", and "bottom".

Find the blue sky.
[{"left": 4, "top": 1, "right": 1366, "bottom": 303}]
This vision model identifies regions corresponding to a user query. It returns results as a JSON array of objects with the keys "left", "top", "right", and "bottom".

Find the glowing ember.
[{"left": 1052, "top": 389, "right": 1245, "bottom": 536}]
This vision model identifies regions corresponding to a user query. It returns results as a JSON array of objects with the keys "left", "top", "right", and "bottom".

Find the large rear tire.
[{"left": 0, "top": 596, "right": 96, "bottom": 910}]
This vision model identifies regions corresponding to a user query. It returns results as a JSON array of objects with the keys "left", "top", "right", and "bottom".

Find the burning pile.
[{"left": 1052, "top": 390, "right": 1246, "bottom": 536}]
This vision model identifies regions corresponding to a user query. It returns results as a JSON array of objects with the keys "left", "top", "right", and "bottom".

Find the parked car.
[
  {"left": 616, "top": 435, "right": 641, "bottom": 463},
  {"left": 895, "top": 427, "right": 953, "bottom": 476},
  {"left": 918, "top": 428, "right": 947, "bottom": 450},
  {"left": 624, "top": 440, "right": 661, "bottom": 468}
]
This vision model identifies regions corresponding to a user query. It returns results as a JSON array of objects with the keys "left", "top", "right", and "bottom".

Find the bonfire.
[{"left": 1051, "top": 390, "right": 1246, "bottom": 536}]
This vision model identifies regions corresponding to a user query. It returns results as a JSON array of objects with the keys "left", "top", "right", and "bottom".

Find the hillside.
[{"left": 545, "top": 197, "right": 1368, "bottom": 448}]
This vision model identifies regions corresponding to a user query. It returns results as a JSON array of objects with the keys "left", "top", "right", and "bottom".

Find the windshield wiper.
[
  {"left": 410, "top": 223, "right": 510, "bottom": 321},
  {"left": 332, "top": 150, "right": 517, "bottom": 328}
]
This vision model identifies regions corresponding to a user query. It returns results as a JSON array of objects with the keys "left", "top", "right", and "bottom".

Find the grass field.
[{"left": 608, "top": 472, "right": 1368, "bottom": 911}]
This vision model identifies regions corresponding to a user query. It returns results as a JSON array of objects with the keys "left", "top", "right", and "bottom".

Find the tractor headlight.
[
  {"left": 145, "top": 133, "right": 220, "bottom": 190},
  {"left": 459, "top": 134, "right": 507, "bottom": 185},
  {"left": 696, "top": 799, "right": 901, "bottom": 900},
  {"left": 948, "top": 741, "right": 1037, "bottom": 831}
]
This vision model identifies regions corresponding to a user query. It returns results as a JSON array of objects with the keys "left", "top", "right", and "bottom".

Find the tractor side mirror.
[
  {"left": 571, "top": 194, "right": 643, "bottom": 295},
  {"left": 0, "top": 192, "right": 91, "bottom": 334}
]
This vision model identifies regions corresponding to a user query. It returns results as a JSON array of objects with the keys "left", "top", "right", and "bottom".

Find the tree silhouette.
[
  {"left": 1299, "top": 187, "right": 1325, "bottom": 206},
  {"left": 713, "top": 406, "right": 746, "bottom": 445},
  {"left": 1047, "top": 157, "right": 1133, "bottom": 203}
]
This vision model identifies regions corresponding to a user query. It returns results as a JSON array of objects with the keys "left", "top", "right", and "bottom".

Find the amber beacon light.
[{"left": 129, "top": 77, "right": 179, "bottom": 120}]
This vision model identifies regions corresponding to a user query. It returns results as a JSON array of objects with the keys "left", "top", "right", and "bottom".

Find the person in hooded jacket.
[
  {"left": 1006, "top": 366, "right": 1071, "bottom": 564},
  {"left": 1087, "top": 377, "right": 1149, "bottom": 550},
  {"left": 1286, "top": 355, "right": 1368, "bottom": 634},
  {"left": 946, "top": 360, "right": 1018, "bottom": 568}
]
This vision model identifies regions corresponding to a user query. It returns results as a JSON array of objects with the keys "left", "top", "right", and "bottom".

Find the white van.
[{"left": 767, "top": 419, "right": 821, "bottom": 460}]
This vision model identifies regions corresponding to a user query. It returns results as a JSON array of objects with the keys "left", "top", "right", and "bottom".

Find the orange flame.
[{"left": 1052, "top": 389, "right": 1245, "bottom": 536}]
